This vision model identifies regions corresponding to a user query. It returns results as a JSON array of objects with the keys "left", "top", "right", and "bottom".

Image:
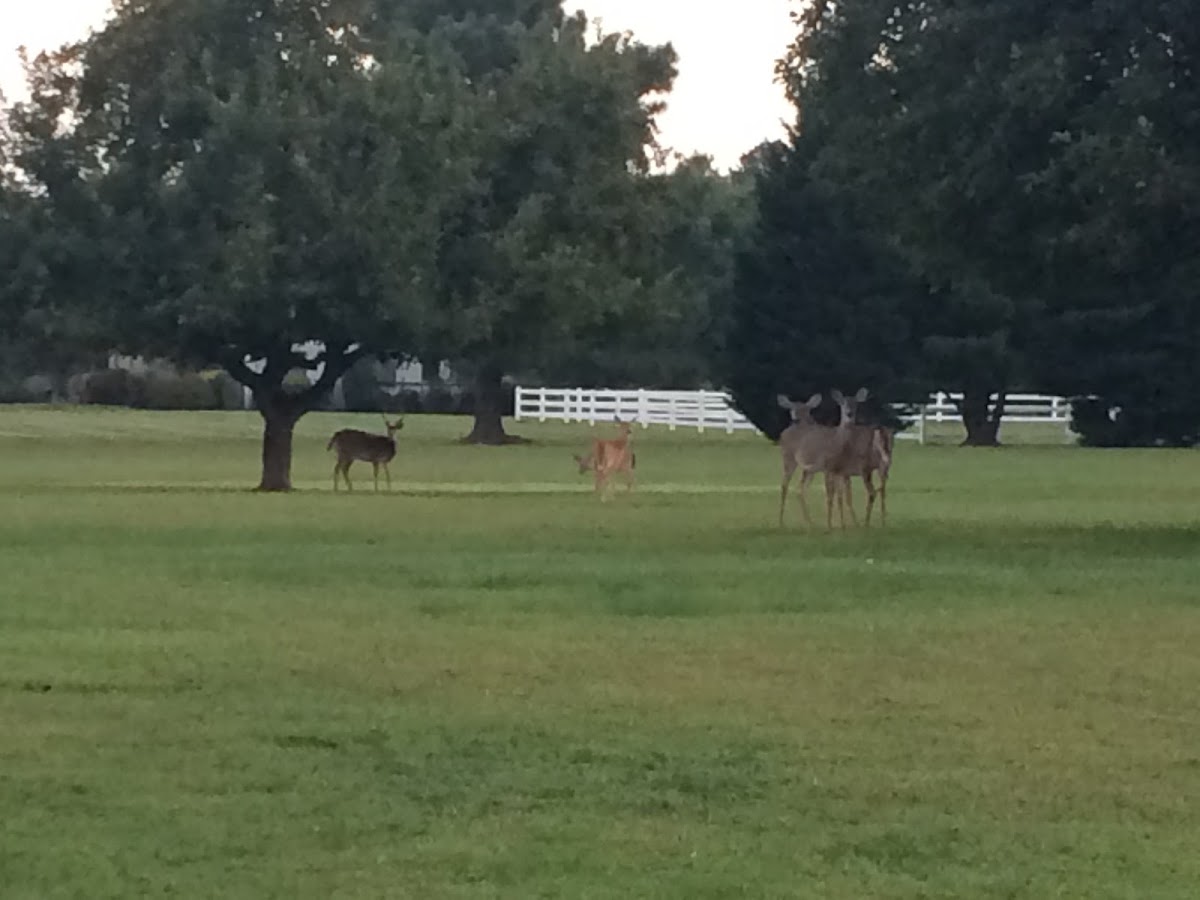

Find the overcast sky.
[{"left": 2, "top": 0, "right": 795, "bottom": 169}]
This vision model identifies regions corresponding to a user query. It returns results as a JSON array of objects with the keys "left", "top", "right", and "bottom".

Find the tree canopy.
[
  {"left": 4, "top": 0, "right": 685, "bottom": 485},
  {"left": 773, "top": 0, "right": 1200, "bottom": 445},
  {"left": 726, "top": 140, "right": 930, "bottom": 440}
]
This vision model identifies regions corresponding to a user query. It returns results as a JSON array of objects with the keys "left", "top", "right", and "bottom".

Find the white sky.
[{"left": 1, "top": 0, "right": 795, "bottom": 169}]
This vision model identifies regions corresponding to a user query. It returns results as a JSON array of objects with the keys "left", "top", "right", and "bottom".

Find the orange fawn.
[
  {"left": 327, "top": 417, "right": 404, "bottom": 492},
  {"left": 574, "top": 417, "right": 636, "bottom": 500},
  {"left": 776, "top": 391, "right": 861, "bottom": 529},
  {"left": 829, "top": 389, "right": 893, "bottom": 527}
]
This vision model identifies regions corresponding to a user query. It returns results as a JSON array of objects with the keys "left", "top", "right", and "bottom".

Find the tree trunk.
[
  {"left": 958, "top": 388, "right": 1005, "bottom": 446},
  {"left": 462, "top": 362, "right": 525, "bottom": 445},
  {"left": 258, "top": 402, "right": 301, "bottom": 491},
  {"left": 224, "top": 342, "right": 362, "bottom": 490}
]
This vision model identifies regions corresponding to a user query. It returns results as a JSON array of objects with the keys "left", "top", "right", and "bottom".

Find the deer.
[
  {"left": 776, "top": 391, "right": 861, "bottom": 529},
  {"left": 575, "top": 417, "right": 636, "bottom": 501},
  {"left": 573, "top": 448, "right": 637, "bottom": 476},
  {"left": 327, "top": 416, "right": 404, "bottom": 492},
  {"left": 828, "top": 389, "right": 894, "bottom": 527}
]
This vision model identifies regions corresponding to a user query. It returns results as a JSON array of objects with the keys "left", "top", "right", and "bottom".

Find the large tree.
[
  {"left": 6, "top": 0, "right": 479, "bottom": 488},
  {"left": 1026, "top": 2, "right": 1200, "bottom": 445},
  {"left": 784, "top": 0, "right": 1200, "bottom": 446},
  {"left": 9, "top": 0, "right": 686, "bottom": 472},
  {"left": 416, "top": 7, "right": 679, "bottom": 443},
  {"left": 536, "top": 155, "right": 757, "bottom": 390},
  {"left": 726, "top": 140, "right": 931, "bottom": 440}
]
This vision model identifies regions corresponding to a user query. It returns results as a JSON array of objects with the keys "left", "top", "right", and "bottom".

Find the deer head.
[
  {"left": 776, "top": 393, "right": 823, "bottom": 424},
  {"left": 830, "top": 388, "right": 869, "bottom": 426}
]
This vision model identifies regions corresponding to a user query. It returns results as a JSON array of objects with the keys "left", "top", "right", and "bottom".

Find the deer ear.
[
  {"left": 805, "top": 393, "right": 822, "bottom": 409},
  {"left": 831, "top": 389, "right": 844, "bottom": 403},
  {"left": 776, "top": 394, "right": 794, "bottom": 410},
  {"left": 855, "top": 387, "right": 869, "bottom": 402}
]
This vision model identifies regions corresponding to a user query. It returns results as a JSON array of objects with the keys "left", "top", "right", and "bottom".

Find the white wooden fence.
[{"left": 514, "top": 387, "right": 1074, "bottom": 444}]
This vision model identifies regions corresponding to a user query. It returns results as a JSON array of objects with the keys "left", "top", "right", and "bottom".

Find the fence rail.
[{"left": 514, "top": 387, "right": 1074, "bottom": 444}]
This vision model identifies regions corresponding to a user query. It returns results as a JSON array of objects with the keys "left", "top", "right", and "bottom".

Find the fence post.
[
  {"left": 514, "top": 386, "right": 524, "bottom": 422},
  {"left": 697, "top": 388, "right": 707, "bottom": 433},
  {"left": 918, "top": 403, "right": 927, "bottom": 445},
  {"left": 637, "top": 389, "right": 648, "bottom": 428},
  {"left": 537, "top": 387, "right": 547, "bottom": 423}
]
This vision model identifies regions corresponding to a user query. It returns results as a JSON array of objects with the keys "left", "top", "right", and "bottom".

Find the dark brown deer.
[{"left": 327, "top": 417, "right": 404, "bottom": 492}]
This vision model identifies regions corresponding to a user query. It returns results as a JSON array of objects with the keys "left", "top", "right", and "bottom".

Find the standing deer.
[
  {"left": 327, "top": 417, "right": 404, "bottom": 492},
  {"left": 777, "top": 392, "right": 859, "bottom": 529},
  {"left": 573, "top": 448, "right": 637, "bottom": 475},
  {"left": 828, "top": 389, "right": 893, "bottom": 527},
  {"left": 575, "top": 417, "right": 635, "bottom": 501}
]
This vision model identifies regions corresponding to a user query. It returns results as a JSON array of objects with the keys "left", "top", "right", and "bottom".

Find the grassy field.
[{"left": 1, "top": 406, "right": 1198, "bottom": 899}]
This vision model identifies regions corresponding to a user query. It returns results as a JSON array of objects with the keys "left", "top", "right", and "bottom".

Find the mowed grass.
[{"left": 1, "top": 406, "right": 1198, "bottom": 899}]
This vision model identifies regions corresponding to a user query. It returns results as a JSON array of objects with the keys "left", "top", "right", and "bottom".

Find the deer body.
[
  {"left": 829, "top": 391, "right": 893, "bottom": 526},
  {"left": 575, "top": 419, "right": 635, "bottom": 500},
  {"left": 776, "top": 393, "right": 858, "bottom": 529},
  {"left": 327, "top": 418, "right": 403, "bottom": 492}
]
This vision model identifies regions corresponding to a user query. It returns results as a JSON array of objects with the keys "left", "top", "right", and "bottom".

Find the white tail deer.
[
  {"left": 829, "top": 389, "right": 893, "bottom": 526},
  {"left": 777, "top": 392, "right": 859, "bottom": 529},
  {"left": 327, "top": 417, "right": 404, "bottom": 492},
  {"left": 573, "top": 448, "right": 637, "bottom": 475},
  {"left": 575, "top": 418, "right": 635, "bottom": 500}
]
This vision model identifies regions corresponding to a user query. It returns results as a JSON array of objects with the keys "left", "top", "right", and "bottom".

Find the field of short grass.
[{"left": 1, "top": 406, "right": 1198, "bottom": 898}]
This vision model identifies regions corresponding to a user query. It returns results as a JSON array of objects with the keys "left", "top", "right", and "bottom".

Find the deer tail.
[{"left": 326, "top": 434, "right": 336, "bottom": 452}]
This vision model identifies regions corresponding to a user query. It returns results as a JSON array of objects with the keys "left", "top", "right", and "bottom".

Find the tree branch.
[
  {"left": 297, "top": 342, "right": 368, "bottom": 410},
  {"left": 220, "top": 349, "right": 267, "bottom": 392}
]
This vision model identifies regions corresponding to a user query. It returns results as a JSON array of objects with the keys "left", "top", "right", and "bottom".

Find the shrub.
[
  {"left": 1070, "top": 397, "right": 1200, "bottom": 448},
  {"left": 204, "top": 369, "right": 245, "bottom": 410},
  {"left": 341, "top": 357, "right": 386, "bottom": 412},
  {"left": 82, "top": 368, "right": 144, "bottom": 406},
  {"left": 142, "top": 372, "right": 218, "bottom": 410}
]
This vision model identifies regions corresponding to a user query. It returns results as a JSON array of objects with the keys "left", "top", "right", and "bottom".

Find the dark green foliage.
[
  {"left": 413, "top": 10, "right": 681, "bottom": 441},
  {"left": 4, "top": 0, "right": 695, "bottom": 466},
  {"left": 541, "top": 156, "right": 757, "bottom": 389},
  {"left": 78, "top": 368, "right": 231, "bottom": 410},
  {"left": 784, "top": 0, "right": 1200, "bottom": 446},
  {"left": 339, "top": 358, "right": 389, "bottom": 413},
  {"left": 142, "top": 372, "right": 220, "bottom": 411},
  {"left": 5, "top": 0, "right": 483, "bottom": 485},
  {"left": 726, "top": 141, "right": 930, "bottom": 440}
]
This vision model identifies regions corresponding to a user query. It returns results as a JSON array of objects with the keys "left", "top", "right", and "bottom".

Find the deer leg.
[
  {"left": 343, "top": 463, "right": 354, "bottom": 492},
  {"left": 862, "top": 471, "right": 878, "bottom": 527},
  {"left": 332, "top": 461, "right": 341, "bottom": 492},
  {"left": 384, "top": 462, "right": 392, "bottom": 493},
  {"left": 878, "top": 472, "right": 888, "bottom": 527},
  {"left": 823, "top": 472, "right": 837, "bottom": 531},
  {"left": 779, "top": 455, "right": 798, "bottom": 527},
  {"left": 831, "top": 475, "right": 850, "bottom": 529},
  {"left": 624, "top": 464, "right": 635, "bottom": 494},
  {"left": 842, "top": 477, "right": 859, "bottom": 528},
  {"left": 797, "top": 469, "right": 816, "bottom": 528}
]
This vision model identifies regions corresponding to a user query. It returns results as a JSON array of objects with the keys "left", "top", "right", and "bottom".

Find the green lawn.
[{"left": 1, "top": 406, "right": 1198, "bottom": 899}]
